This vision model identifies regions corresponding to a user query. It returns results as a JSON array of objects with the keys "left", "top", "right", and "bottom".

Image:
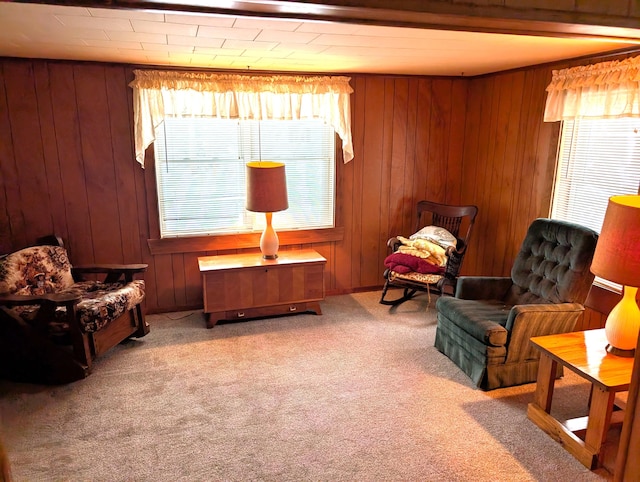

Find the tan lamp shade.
[
  {"left": 245, "top": 161, "right": 289, "bottom": 213},
  {"left": 591, "top": 195, "right": 640, "bottom": 288}
]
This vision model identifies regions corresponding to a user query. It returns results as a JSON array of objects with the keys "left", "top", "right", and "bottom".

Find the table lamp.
[
  {"left": 590, "top": 195, "right": 640, "bottom": 357},
  {"left": 246, "top": 161, "right": 289, "bottom": 259}
]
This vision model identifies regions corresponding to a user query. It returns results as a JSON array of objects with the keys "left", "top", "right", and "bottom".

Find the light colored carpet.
[{"left": 0, "top": 291, "right": 607, "bottom": 481}]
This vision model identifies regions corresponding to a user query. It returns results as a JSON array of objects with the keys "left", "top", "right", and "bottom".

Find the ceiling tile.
[
  {"left": 169, "top": 35, "right": 224, "bottom": 48},
  {"left": 55, "top": 14, "right": 133, "bottom": 31},
  {"left": 164, "top": 12, "right": 235, "bottom": 27},
  {"left": 107, "top": 31, "right": 167, "bottom": 44},
  {"left": 233, "top": 17, "right": 302, "bottom": 31},
  {"left": 88, "top": 7, "right": 164, "bottom": 21},
  {"left": 255, "top": 30, "right": 319, "bottom": 44},
  {"left": 194, "top": 47, "right": 244, "bottom": 56},
  {"left": 197, "top": 25, "right": 261, "bottom": 41},
  {"left": 143, "top": 43, "right": 194, "bottom": 53},
  {"left": 84, "top": 39, "right": 143, "bottom": 49},
  {"left": 131, "top": 19, "right": 197, "bottom": 36},
  {"left": 221, "top": 39, "right": 279, "bottom": 50}
]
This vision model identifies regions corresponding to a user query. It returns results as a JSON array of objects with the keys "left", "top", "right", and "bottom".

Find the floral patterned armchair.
[{"left": 0, "top": 236, "right": 149, "bottom": 382}]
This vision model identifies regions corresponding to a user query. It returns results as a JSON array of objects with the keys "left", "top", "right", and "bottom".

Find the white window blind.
[
  {"left": 154, "top": 118, "right": 335, "bottom": 238},
  {"left": 551, "top": 117, "right": 640, "bottom": 290}
]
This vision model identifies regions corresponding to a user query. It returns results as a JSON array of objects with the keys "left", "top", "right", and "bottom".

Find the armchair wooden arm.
[
  {"left": 386, "top": 236, "right": 401, "bottom": 252},
  {"left": 72, "top": 264, "right": 148, "bottom": 283},
  {"left": 0, "top": 292, "right": 83, "bottom": 335},
  {"left": 0, "top": 292, "right": 81, "bottom": 307}
]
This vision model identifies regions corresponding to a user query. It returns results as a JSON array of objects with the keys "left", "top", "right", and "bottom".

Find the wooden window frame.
[{"left": 144, "top": 142, "right": 344, "bottom": 255}]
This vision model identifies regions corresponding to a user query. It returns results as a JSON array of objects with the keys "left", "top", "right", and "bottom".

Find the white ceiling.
[{"left": 0, "top": 2, "right": 637, "bottom": 76}]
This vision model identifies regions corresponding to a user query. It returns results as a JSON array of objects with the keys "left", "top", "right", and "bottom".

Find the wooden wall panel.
[
  {"left": 458, "top": 67, "right": 560, "bottom": 279},
  {"left": 359, "top": 77, "right": 385, "bottom": 288},
  {"left": 0, "top": 56, "right": 621, "bottom": 320},
  {"left": 106, "top": 65, "right": 144, "bottom": 265},
  {"left": 0, "top": 63, "right": 23, "bottom": 251},
  {"left": 3, "top": 62, "right": 51, "bottom": 245},
  {"left": 387, "top": 78, "right": 410, "bottom": 241},
  {"left": 445, "top": 80, "right": 467, "bottom": 204},
  {"left": 33, "top": 63, "right": 69, "bottom": 244},
  {"left": 48, "top": 63, "right": 94, "bottom": 262},
  {"left": 76, "top": 64, "right": 123, "bottom": 263}
]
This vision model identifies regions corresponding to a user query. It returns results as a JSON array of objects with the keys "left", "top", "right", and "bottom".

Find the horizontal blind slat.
[
  {"left": 552, "top": 117, "right": 640, "bottom": 291},
  {"left": 154, "top": 118, "right": 335, "bottom": 238}
]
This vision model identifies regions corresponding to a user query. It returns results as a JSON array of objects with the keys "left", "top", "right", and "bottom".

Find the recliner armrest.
[
  {"left": 455, "top": 276, "right": 512, "bottom": 300},
  {"left": 504, "top": 302, "right": 585, "bottom": 364},
  {"left": 505, "top": 302, "right": 585, "bottom": 332}
]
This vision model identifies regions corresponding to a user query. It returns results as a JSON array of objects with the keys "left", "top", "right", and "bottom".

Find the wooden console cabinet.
[{"left": 198, "top": 249, "right": 326, "bottom": 328}]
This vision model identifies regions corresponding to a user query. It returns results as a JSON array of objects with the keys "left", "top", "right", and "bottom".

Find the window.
[
  {"left": 551, "top": 117, "right": 640, "bottom": 289},
  {"left": 154, "top": 118, "right": 336, "bottom": 238}
]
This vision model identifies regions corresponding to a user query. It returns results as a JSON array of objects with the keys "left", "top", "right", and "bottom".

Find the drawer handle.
[
  {"left": 237, "top": 312, "right": 245, "bottom": 318},
  {"left": 289, "top": 306, "right": 297, "bottom": 312}
]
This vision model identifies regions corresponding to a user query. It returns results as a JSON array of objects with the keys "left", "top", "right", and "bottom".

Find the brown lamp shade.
[
  {"left": 245, "top": 161, "right": 289, "bottom": 213},
  {"left": 591, "top": 195, "right": 640, "bottom": 288}
]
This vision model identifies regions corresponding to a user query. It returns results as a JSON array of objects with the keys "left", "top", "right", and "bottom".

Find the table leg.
[
  {"left": 534, "top": 352, "right": 557, "bottom": 412},
  {"left": 584, "top": 385, "right": 616, "bottom": 464}
]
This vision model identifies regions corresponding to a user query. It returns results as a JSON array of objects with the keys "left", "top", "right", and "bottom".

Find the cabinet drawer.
[{"left": 206, "top": 302, "right": 322, "bottom": 327}]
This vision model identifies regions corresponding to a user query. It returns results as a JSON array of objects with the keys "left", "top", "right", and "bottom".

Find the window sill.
[
  {"left": 585, "top": 282, "right": 624, "bottom": 315},
  {"left": 148, "top": 227, "right": 344, "bottom": 255}
]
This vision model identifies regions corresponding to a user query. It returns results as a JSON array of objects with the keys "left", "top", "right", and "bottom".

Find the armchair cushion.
[
  {"left": 0, "top": 246, "right": 74, "bottom": 295},
  {"left": 15, "top": 280, "right": 145, "bottom": 334},
  {"left": 435, "top": 297, "right": 509, "bottom": 346},
  {"left": 455, "top": 276, "right": 512, "bottom": 300}
]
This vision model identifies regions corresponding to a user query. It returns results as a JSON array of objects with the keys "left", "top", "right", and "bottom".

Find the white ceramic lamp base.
[
  {"left": 260, "top": 212, "right": 279, "bottom": 259},
  {"left": 605, "top": 286, "right": 640, "bottom": 357}
]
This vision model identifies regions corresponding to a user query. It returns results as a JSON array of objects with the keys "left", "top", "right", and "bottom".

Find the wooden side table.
[
  {"left": 527, "top": 329, "right": 633, "bottom": 470},
  {"left": 198, "top": 248, "right": 326, "bottom": 328}
]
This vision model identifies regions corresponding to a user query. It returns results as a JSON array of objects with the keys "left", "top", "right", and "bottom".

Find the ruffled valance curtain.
[
  {"left": 544, "top": 55, "right": 640, "bottom": 122},
  {"left": 129, "top": 69, "right": 354, "bottom": 166}
]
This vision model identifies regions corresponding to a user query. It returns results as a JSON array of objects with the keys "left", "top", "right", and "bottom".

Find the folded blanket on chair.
[
  {"left": 396, "top": 236, "right": 447, "bottom": 266},
  {"left": 384, "top": 253, "right": 445, "bottom": 275}
]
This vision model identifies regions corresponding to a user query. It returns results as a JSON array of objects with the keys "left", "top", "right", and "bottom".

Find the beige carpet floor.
[{"left": 0, "top": 291, "right": 610, "bottom": 481}]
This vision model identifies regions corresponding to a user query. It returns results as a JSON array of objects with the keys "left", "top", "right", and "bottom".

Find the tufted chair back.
[{"left": 504, "top": 218, "right": 599, "bottom": 306}]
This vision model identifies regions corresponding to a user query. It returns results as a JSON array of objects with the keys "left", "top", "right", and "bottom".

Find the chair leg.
[
  {"left": 379, "top": 279, "right": 392, "bottom": 304},
  {"left": 63, "top": 304, "right": 92, "bottom": 371},
  {"left": 0, "top": 308, "right": 88, "bottom": 384},
  {"left": 133, "top": 305, "right": 150, "bottom": 338}
]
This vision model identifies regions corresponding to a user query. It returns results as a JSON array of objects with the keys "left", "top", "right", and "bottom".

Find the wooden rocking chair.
[{"left": 380, "top": 200, "right": 478, "bottom": 306}]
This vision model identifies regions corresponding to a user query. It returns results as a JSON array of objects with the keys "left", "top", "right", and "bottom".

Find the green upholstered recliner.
[{"left": 434, "top": 218, "right": 599, "bottom": 390}]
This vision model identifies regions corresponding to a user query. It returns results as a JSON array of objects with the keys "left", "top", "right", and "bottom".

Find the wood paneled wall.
[{"left": 0, "top": 56, "right": 618, "bottom": 326}]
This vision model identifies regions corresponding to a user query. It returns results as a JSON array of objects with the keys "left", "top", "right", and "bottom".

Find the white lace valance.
[
  {"left": 544, "top": 55, "right": 640, "bottom": 122},
  {"left": 129, "top": 70, "right": 354, "bottom": 166}
]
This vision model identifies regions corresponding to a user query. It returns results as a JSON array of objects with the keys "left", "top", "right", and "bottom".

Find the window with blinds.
[
  {"left": 551, "top": 117, "right": 640, "bottom": 290},
  {"left": 154, "top": 118, "right": 336, "bottom": 238}
]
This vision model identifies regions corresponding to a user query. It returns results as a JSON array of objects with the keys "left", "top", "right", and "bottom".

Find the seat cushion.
[
  {"left": 389, "top": 271, "right": 443, "bottom": 285},
  {"left": 435, "top": 297, "right": 510, "bottom": 346},
  {"left": 13, "top": 280, "right": 145, "bottom": 334}
]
